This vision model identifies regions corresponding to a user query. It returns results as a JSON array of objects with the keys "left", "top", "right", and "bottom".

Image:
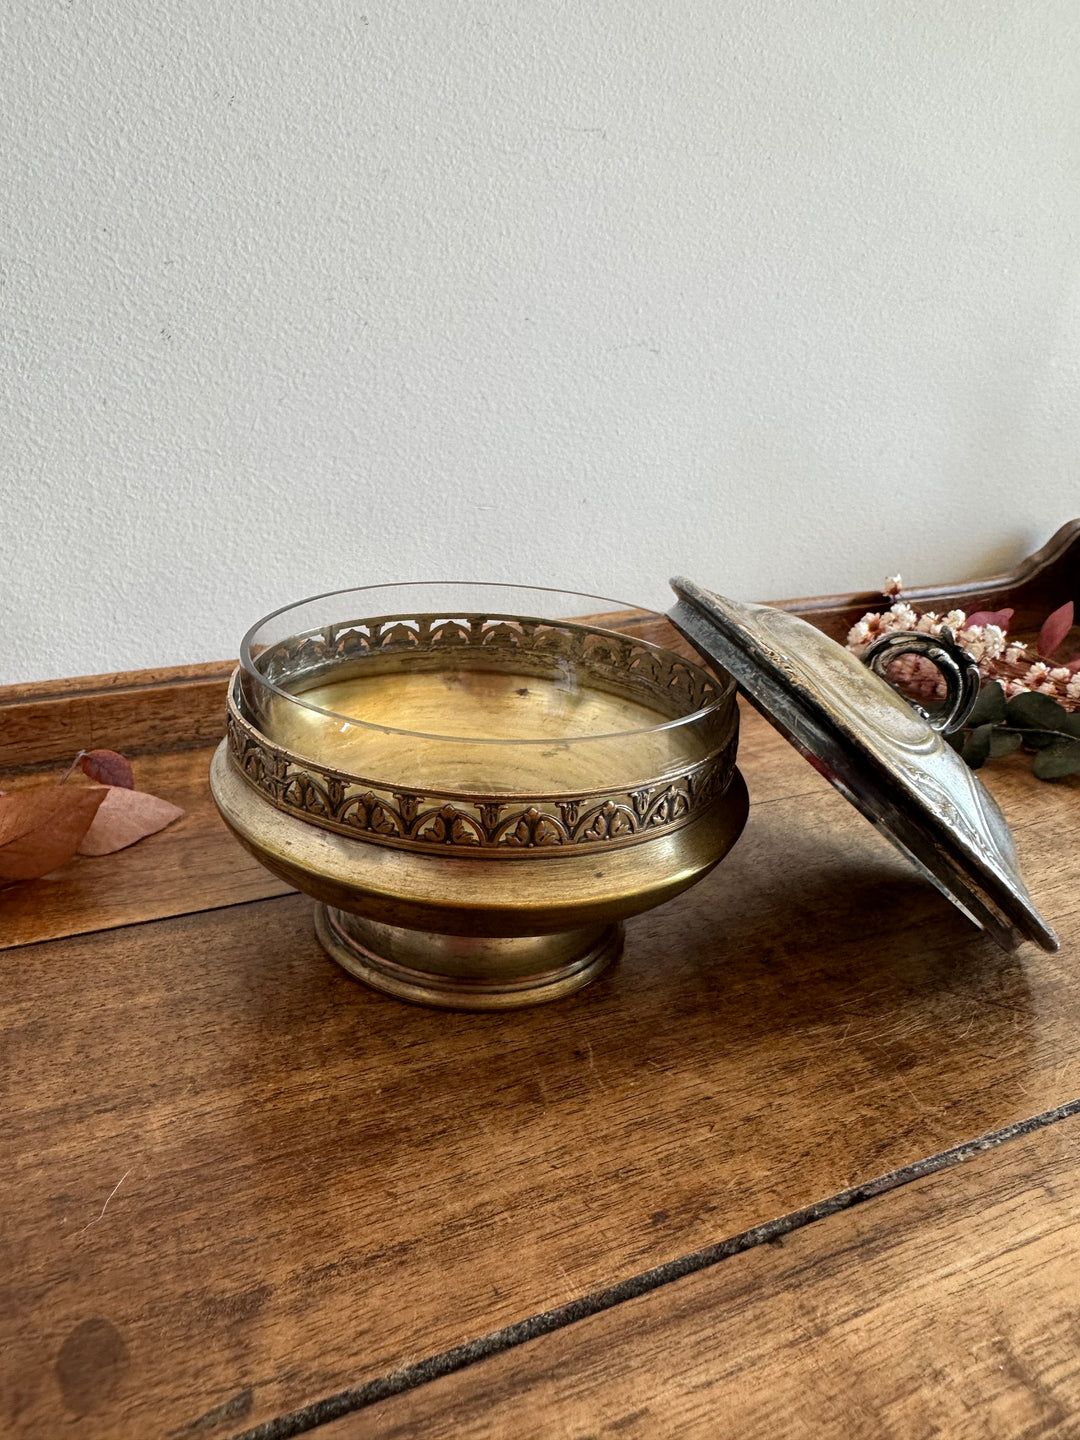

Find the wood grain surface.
[
  {"left": 0, "top": 746, "right": 292, "bottom": 950},
  {"left": 0, "top": 660, "right": 233, "bottom": 770},
  {"left": 2, "top": 707, "right": 1077, "bottom": 1439},
  {"left": 328, "top": 1115, "right": 1080, "bottom": 1440},
  {"left": 4, "top": 544, "right": 1078, "bottom": 1440}
]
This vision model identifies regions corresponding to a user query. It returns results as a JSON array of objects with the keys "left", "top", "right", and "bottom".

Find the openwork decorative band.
[
  {"left": 227, "top": 613, "right": 737, "bottom": 857},
  {"left": 226, "top": 697, "right": 738, "bottom": 859},
  {"left": 245, "top": 609, "right": 726, "bottom": 721}
]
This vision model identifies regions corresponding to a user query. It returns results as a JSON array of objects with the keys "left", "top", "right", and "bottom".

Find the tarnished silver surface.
[
  {"left": 862, "top": 626, "right": 982, "bottom": 734},
  {"left": 667, "top": 579, "right": 1059, "bottom": 954}
]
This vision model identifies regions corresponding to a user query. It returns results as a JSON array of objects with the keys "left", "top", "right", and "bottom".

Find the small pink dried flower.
[{"left": 846, "top": 580, "right": 1080, "bottom": 712}]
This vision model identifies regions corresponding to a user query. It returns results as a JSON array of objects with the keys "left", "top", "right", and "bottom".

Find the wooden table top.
[{"left": 3, "top": 579, "right": 1079, "bottom": 1439}]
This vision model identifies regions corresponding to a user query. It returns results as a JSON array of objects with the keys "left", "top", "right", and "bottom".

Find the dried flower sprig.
[{"left": 846, "top": 580, "right": 1080, "bottom": 779}]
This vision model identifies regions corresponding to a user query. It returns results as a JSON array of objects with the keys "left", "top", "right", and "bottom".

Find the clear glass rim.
[{"left": 239, "top": 580, "right": 730, "bottom": 745}]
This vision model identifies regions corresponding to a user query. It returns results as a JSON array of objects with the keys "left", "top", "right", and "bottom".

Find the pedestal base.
[{"left": 314, "top": 905, "right": 623, "bottom": 1010}]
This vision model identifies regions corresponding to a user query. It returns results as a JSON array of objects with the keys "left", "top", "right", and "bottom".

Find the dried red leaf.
[
  {"left": 1068, "top": 656, "right": 1080, "bottom": 674},
  {"left": 966, "top": 608, "right": 1013, "bottom": 631},
  {"left": 0, "top": 786, "right": 107, "bottom": 881},
  {"left": 1039, "top": 601, "right": 1075, "bottom": 658},
  {"left": 78, "top": 748, "right": 135, "bottom": 789},
  {"left": 77, "top": 788, "right": 184, "bottom": 856}
]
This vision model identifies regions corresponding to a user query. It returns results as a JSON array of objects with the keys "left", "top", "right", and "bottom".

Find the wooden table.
[{"left": 3, "top": 557, "right": 1080, "bottom": 1439}]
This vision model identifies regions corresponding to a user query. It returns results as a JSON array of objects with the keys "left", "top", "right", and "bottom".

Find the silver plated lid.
[{"left": 668, "top": 578, "right": 1059, "bottom": 954}]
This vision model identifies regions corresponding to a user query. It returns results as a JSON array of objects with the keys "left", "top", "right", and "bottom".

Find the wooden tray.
[
  {"left": 2, "top": 524, "right": 1079, "bottom": 1440},
  {"left": 775, "top": 516, "right": 1080, "bottom": 642}
]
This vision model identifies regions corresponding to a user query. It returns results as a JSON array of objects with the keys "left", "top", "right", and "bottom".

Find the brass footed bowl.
[{"left": 209, "top": 583, "right": 747, "bottom": 1009}]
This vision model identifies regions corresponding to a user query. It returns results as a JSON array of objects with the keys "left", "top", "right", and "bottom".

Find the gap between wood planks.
[{"left": 226, "top": 1095, "right": 1080, "bottom": 1440}]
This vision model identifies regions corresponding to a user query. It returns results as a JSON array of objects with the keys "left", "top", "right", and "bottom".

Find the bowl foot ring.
[{"left": 314, "top": 905, "right": 623, "bottom": 1010}]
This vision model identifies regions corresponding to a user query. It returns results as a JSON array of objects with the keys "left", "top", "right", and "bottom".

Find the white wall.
[{"left": 2, "top": 1, "right": 1078, "bottom": 684}]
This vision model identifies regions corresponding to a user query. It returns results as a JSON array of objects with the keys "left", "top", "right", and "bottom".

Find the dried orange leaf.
[
  {"left": 78, "top": 748, "right": 135, "bottom": 789},
  {"left": 77, "top": 787, "right": 184, "bottom": 856},
  {"left": 0, "top": 786, "right": 108, "bottom": 881}
]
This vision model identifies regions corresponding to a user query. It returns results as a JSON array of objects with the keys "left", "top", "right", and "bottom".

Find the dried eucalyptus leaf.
[
  {"left": 1006, "top": 691, "right": 1071, "bottom": 730},
  {"left": 0, "top": 786, "right": 107, "bottom": 881},
  {"left": 1032, "top": 739, "right": 1080, "bottom": 780},
  {"left": 1016, "top": 730, "right": 1059, "bottom": 750},
  {"left": 988, "top": 729, "right": 1023, "bottom": 758},
  {"left": 966, "top": 608, "right": 1014, "bottom": 631},
  {"left": 1039, "top": 601, "right": 1075, "bottom": 659},
  {"left": 967, "top": 681, "right": 1006, "bottom": 726},
  {"left": 961, "top": 724, "right": 995, "bottom": 769},
  {"left": 77, "top": 787, "right": 184, "bottom": 855}
]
